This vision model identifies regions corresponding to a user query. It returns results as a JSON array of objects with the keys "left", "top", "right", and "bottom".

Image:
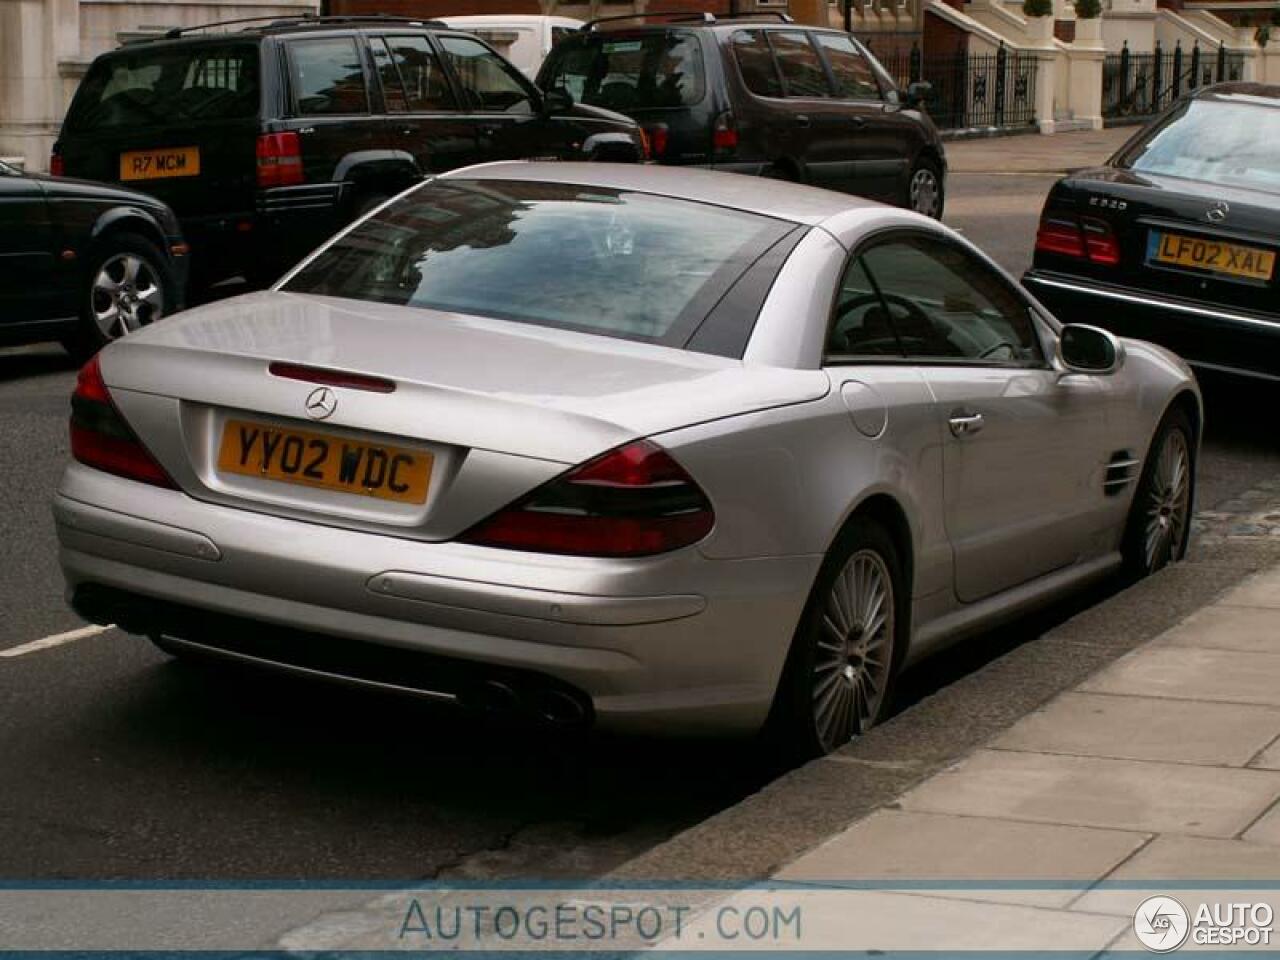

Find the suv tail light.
[
  {"left": 643, "top": 124, "right": 669, "bottom": 159},
  {"left": 1035, "top": 214, "right": 1120, "bottom": 266},
  {"left": 70, "top": 355, "right": 177, "bottom": 489},
  {"left": 49, "top": 149, "right": 65, "bottom": 177},
  {"left": 712, "top": 111, "right": 738, "bottom": 155},
  {"left": 459, "top": 439, "right": 714, "bottom": 558},
  {"left": 256, "top": 132, "right": 304, "bottom": 188}
]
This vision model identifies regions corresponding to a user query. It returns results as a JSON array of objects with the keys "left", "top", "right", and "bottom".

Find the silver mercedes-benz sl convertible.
[{"left": 54, "top": 162, "right": 1199, "bottom": 756}]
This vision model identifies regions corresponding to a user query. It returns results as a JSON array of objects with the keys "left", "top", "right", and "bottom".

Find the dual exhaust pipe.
[{"left": 465, "top": 678, "right": 592, "bottom": 728}]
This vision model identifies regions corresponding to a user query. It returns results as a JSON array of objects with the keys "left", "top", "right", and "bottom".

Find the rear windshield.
[
  {"left": 282, "top": 179, "right": 790, "bottom": 347},
  {"left": 538, "top": 31, "right": 706, "bottom": 111},
  {"left": 64, "top": 43, "right": 259, "bottom": 132},
  {"left": 1117, "top": 97, "right": 1280, "bottom": 195}
]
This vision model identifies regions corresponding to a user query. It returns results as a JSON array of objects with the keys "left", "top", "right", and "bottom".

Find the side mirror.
[
  {"left": 542, "top": 88, "right": 574, "bottom": 115},
  {"left": 1058, "top": 323, "right": 1124, "bottom": 375},
  {"left": 905, "top": 81, "right": 932, "bottom": 109}
]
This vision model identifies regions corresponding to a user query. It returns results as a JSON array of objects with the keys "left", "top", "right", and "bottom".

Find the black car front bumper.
[{"left": 1024, "top": 269, "right": 1280, "bottom": 383}]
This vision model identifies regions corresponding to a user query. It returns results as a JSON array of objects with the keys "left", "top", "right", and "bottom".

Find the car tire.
[
  {"left": 1121, "top": 405, "right": 1195, "bottom": 580},
  {"left": 63, "top": 232, "right": 176, "bottom": 362},
  {"left": 905, "top": 156, "right": 944, "bottom": 219},
  {"left": 766, "top": 516, "right": 908, "bottom": 761}
]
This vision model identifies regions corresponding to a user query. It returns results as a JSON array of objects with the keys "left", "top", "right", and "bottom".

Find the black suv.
[
  {"left": 538, "top": 13, "right": 946, "bottom": 218},
  {"left": 54, "top": 15, "right": 647, "bottom": 288}
]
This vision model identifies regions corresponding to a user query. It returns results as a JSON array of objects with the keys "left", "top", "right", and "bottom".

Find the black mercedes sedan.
[
  {"left": 0, "top": 158, "right": 188, "bottom": 359},
  {"left": 1024, "top": 83, "right": 1278, "bottom": 383}
]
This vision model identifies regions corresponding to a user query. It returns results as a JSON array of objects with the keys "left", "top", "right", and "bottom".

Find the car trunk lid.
[{"left": 99, "top": 292, "right": 826, "bottom": 539}]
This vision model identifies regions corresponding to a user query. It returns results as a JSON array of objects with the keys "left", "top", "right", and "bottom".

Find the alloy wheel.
[
  {"left": 1142, "top": 428, "right": 1190, "bottom": 572},
  {"left": 91, "top": 253, "right": 164, "bottom": 340},
  {"left": 909, "top": 168, "right": 941, "bottom": 218},
  {"left": 812, "top": 548, "right": 895, "bottom": 752}
]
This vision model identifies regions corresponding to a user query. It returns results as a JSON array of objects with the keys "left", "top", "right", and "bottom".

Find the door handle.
[
  {"left": 400, "top": 126, "right": 415, "bottom": 137},
  {"left": 794, "top": 114, "right": 811, "bottom": 128},
  {"left": 849, "top": 115, "right": 867, "bottom": 128},
  {"left": 948, "top": 410, "right": 985, "bottom": 437}
]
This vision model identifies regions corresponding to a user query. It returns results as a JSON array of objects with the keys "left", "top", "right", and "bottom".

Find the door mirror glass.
[
  {"left": 905, "top": 80, "right": 932, "bottom": 108},
  {"left": 1058, "top": 324, "right": 1124, "bottom": 374},
  {"left": 542, "top": 87, "right": 573, "bottom": 114}
]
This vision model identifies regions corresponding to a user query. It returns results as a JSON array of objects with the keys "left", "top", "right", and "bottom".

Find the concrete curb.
[{"left": 609, "top": 531, "right": 1280, "bottom": 883}]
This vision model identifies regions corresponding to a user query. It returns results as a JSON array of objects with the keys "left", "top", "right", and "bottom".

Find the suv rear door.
[
  {"left": 812, "top": 33, "right": 915, "bottom": 202},
  {"left": 58, "top": 40, "right": 261, "bottom": 221},
  {"left": 369, "top": 33, "right": 480, "bottom": 174},
  {"left": 278, "top": 33, "right": 380, "bottom": 198}
]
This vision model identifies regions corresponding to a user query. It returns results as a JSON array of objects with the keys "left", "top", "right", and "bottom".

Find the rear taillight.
[
  {"left": 643, "top": 124, "right": 669, "bottom": 159},
  {"left": 712, "top": 111, "right": 738, "bottom": 154},
  {"left": 459, "top": 439, "right": 714, "bottom": 558},
  {"left": 70, "top": 355, "right": 177, "bottom": 489},
  {"left": 1035, "top": 214, "right": 1120, "bottom": 266},
  {"left": 256, "top": 132, "right": 304, "bottom": 189},
  {"left": 49, "top": 149, "right": 64, "bottom": 177}
]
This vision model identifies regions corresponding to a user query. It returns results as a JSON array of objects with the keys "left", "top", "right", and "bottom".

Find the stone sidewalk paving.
[
  {"left": 946, "top": 126, "right": 1133, "bottom": 174},
  {"left": 774, "top": 562, "right": 1280, "bottom": 948}
]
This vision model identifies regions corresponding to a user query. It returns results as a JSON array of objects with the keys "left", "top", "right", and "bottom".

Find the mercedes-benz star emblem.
[
  {"left": 1206, "top": 201, "right": 1230, "bottom": 223},
  {"left": 304, "top": 386, "right": 338, "bottom": 420}
]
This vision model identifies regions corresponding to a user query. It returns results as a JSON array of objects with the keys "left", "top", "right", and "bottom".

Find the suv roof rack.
[
  {"left": 580, "top": 11, "right": 717, "bottom": 31},
  {"left": 718, "top": 12, "right": 795, "bottom": 22},
  {"left": 162, "top": 13, "right": 447, "bottom": 40}
]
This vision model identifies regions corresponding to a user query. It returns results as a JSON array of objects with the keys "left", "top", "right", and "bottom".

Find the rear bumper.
[
  {"left": 1023, "top": 269, "right": 1280, "bottom": 382},
  {"left": 54, "top": 464, "right": 819, "bottom": 735}
]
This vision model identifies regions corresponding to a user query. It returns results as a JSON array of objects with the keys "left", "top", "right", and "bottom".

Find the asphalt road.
[{"left": 1, "top": 157, "right": 1277, "bottom": 882}]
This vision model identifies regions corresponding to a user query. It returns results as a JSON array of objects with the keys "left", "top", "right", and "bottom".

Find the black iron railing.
[
  {"left": 1102, "top": 40, "right": 1245, "bottom": 120},
  {"left": 865, "top": 40, "right": 1040, "bottom": 131}
]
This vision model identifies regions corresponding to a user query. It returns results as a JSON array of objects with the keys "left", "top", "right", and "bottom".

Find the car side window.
[
  {"left": 438, "top": 35, "right": 535, "bottom": 114},
  {"left": 372, "top": 38, "right": 408, "bottom": 112},
  {"left": 769, "top": 31, "right": 831, "bottom": 98},
  {"left": 731, "top": 30, "right": 783, "bottom": 98},
  {"left": 287, "top": 37, "right": 370, "bottom": 116},
  {"left": 827, "top": 257, "right": 906, "bottom": 359},
  {"left": 814, "top": 34, "right": 881, "bottom": 101},
  {"left": 857, "top": 234, "right": 1045, "bottom": 366},
  {"left": 385, "top": 36, "right": 455, "bottom": 111}
]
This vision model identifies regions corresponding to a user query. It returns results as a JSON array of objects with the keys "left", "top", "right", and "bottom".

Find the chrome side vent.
[{"left": 1103, "top": 451, "right": 1141, "bottom": 496}]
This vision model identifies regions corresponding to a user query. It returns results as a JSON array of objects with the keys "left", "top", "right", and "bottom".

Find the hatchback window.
[
  {"left": 1117, "top": 98, "right": 1280, "bottom": 195},
  {"left": 283, "top": 179, "right": 791, "bottom": 347},
  {"left": 64, "top": 43, "right": 259, "bottom": 131},
  {"left": 854, "top": 234, "right": 1042, "bottom": 364},
  {"left": 381, "top": 36, "right": 454, "bottom": 111},
  {"left": 288, "top": 38, "right": 369, "bottom": 116},
  {"left": 814, "top": 34, "right": 880, "bottom": 101},
  {"left": 439, "top": 35, "right": 535, "bottom": 114},
  {"left": 770, "top": 31, "right": 830, "bottom": 98},
  {"left": 539, "top": 32, "right": 706, "bottom": 110},
  {"left": 731, "top": 30, "right": 783, "bottom": 98}
]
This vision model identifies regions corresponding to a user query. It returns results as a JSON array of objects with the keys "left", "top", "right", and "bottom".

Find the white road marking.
[{"left": 0, "top": 624, "right": 113, "bottom": 659}]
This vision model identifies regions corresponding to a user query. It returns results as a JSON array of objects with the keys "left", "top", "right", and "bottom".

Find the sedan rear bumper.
[
  {"left": 54, "top": 464, "right": 820, "bottom": 735},
  {"left": 1023, "top": 269, "right": 1280, "bottom": 382}
]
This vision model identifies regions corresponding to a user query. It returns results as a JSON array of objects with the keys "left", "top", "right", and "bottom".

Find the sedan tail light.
[
  {"left": 49, "top": 149, "right": 65, "bottom": 177},
  {"left": 459, "top": 439, "right": 714, "bottom": 558},
  {"left": 70, "top": 355, "right": 177, "bottom": 489},
  {"left": 256, "top": 132, "right": 304, "bottom": 189},
  {"left": 1035, "top": 214, "right": 1120, "bottom": 266}
]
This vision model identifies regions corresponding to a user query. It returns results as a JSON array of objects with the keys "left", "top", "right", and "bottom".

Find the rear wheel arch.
[
  {"left": 90, "top": 210, "right": 168, "bottom": 257},
  {"left": 334, "top": 150, "right": 422, "bottom": 207}
]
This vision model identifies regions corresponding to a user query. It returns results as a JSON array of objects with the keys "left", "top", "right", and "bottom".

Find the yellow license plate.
[
  {"left": 119, "top": 146, "right": 201, "bottom": 182},
  {"left": 1151, "top": 230, "right": 1275, "bottom": 282},
  {"left": 217, "top": 419, "right": 432, "bottom": 504}
]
